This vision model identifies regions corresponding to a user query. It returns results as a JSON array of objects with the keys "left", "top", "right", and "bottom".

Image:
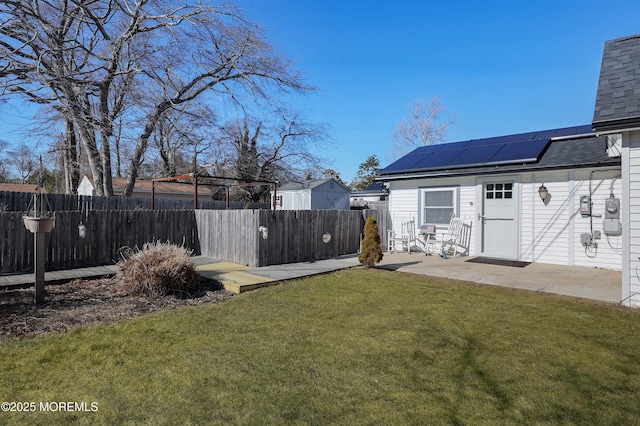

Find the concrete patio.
[{"left": 375, "top": 252, "right": 622, "bottom": 304}]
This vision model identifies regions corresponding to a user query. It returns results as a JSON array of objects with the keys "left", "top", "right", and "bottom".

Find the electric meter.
[{"left": 605, "top": 197, "right": 620, "bottom": 219}]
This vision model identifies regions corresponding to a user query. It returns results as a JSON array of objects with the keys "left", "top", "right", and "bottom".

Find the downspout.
[
  {"left": 621, "top": 132, "right": 631, "bottom": 305},
  {"left": 568, "top": 170, "right": 574, "bottom": 266},
  {"left": 531, "top": 173, "right": 536, "bottom": 262}
]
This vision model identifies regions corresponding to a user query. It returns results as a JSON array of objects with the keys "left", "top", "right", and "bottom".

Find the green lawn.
[{"left": 1, "top": 268, "right": 639, "bottom": 425}]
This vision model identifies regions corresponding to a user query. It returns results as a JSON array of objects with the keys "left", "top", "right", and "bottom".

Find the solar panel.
[
  {"left": 532, "top": 125, "right": 593, "bottom": 140},
  {"left": 447, "top": 143, "right": 505, "bottom": 167},
  {"left": 490, "top": 138, "right": 550, "bottom": 163},
  {"left": 381, "top": 151, "right": 434, "bottom": 174},
  {"left": 379, "top": 125, "right": 593, "bottom": 176},
  {"left": 409, "top": 146, "right": 465, "bottom": 170}
]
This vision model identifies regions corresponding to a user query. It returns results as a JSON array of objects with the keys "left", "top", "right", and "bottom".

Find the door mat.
[{"left": 465, "top": 257, "right": 531, "bottom": 268}]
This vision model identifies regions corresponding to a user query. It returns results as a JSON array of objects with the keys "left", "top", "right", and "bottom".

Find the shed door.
[{"left": 480, "top": 182, "right": 516, "bottom": 258}]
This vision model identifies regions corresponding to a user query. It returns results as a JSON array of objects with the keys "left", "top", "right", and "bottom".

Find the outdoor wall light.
[
  {"left": 538, "top": 184, "right": 548, "bottom": 202},
  {"left": 78, "top": 223, "right": 87, "bottom": 239},
  {"left": 259, "top": 226, "right": 268, "bottom": 240}
]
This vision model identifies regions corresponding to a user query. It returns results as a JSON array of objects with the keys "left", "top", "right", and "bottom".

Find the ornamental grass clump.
[
  {"left": 359, "top": 216, "right": 383, "bottom": 267},
  {"left": 115, "top": 241, "right": 199, "bottom": 297}
]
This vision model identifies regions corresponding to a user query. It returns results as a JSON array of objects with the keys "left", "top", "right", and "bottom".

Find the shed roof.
[
  {"left": 278, "top": 178, "right": 350, "bottom": 192},
  {"left": 593, "top": 34, "right": 640, "bottom": 132}
]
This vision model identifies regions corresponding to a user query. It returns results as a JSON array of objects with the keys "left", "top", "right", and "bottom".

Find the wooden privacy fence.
[
  {"left": 0, "top": 210, "right": 200, "bottom": 273},
  {"left": 0, "top": 191, "right": 269, "bottom": 212},
  {"left": 196, "top": 209, "right": 389, "bottom": 267},
  {"left": 1, "top": 209, "right": 389, "bottom": 274}
]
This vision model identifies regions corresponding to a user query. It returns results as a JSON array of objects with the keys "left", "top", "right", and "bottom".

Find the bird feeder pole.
[{"left": 22, "top": 157, "right": 55, "bottom": 305}]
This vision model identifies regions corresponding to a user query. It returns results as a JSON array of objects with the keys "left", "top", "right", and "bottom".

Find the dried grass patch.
[{"left": 114, "top": 241, "right": 200, "bottom": 297}]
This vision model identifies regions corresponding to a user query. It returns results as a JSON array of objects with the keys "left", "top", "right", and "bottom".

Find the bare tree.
[
  {"left": 0, "top": 139, "right": 9, "bottom": 182},
  {"left": 0, "top": 1, "right": 310, "bottom": 196},
  {"left": 391, "top": 98, "right": 453, "bottom": 159},
  {"left": 216, "top": 111, "right": 331, "bottom": 202},
  {"left": 151, "top": 102, "right": 217, "bottom": 177},
  {"left": 9, "top": 144, "right": 35, "bottom": 184}
]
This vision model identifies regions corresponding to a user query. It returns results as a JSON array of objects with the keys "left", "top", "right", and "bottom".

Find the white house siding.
[
  {"left": 387, "top": 176, "right": 476, "bottom": 254},
  {"left": 77, "top": 176, "right": 95, "bottom": 196},
  {"left": 388, "top": 168, "right": 621, "bottom": 271},
  {"left": 278, "top": 181, "right": 349, "bottom": 210},
  {"left": 519, "top": 169, "right": 622, "bottom": 270},
  {"left": 282, "top": 190, "right": 310, "bottom": 210},
  {"left": 624, "top": 131, "right": 640, "bottom": 306}
]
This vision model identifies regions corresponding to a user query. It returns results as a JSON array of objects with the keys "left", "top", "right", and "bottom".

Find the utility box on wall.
[
  {"left": 580, "top": 195, "right": 591, "bottom": 216},
  {"left": 603, "top": 219, "right": 622, "bottom": 235},
  {"left": 603, "top": 196, "right": 622, "bottom": 236}
]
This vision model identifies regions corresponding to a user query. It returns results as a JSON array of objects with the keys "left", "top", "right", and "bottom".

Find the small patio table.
[{"left": 418, "top": 225, "right": 437, "bottom": 255}]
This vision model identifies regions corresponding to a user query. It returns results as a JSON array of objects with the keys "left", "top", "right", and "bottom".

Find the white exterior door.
[{"left": 480, "top": 181, "right": 516, "bottom": 258}]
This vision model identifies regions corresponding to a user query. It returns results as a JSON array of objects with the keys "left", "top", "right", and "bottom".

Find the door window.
[{"left": 485, "top": 183, "right": 513, "bottom": 199}]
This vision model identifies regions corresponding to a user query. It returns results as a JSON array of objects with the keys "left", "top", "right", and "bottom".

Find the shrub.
[
  {"left": 115, "top": 241, "right": 200, "bottom": 297},
  {"left": 359, "top": 216, "right": 383, "bottom": 267}
]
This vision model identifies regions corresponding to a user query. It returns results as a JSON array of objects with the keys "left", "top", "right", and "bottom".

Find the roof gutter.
[
  {"left": 593, "top": 116, "right": 640, "bottom": 134},
  {"left": 375, "top": 160, "right": 621, "bottom": 182},
  {"left": 594, "top": 126, "right": 640, "bottom": 136},
  {"left": 549, "top": 132, "right": 596, "bottom": 141}
]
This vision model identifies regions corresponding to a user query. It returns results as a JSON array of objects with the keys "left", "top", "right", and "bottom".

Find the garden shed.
[{"left": 272, "top": 178, "right": 350, "bottom": 210}]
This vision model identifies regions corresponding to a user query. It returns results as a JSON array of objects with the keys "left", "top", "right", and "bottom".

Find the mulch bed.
[{"left": 0, "top": 278, "right": 235, "bottom": 342}]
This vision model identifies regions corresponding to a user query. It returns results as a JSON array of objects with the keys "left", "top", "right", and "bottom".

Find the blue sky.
[
  {"left": 2, "top": 1, "right": 640, "bottom": 184},
  {"left": 234, "top": 0, "right": 640, "bottom": 182}
]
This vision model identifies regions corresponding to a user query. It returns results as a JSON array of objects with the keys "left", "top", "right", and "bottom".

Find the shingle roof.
[
  {"left": 83, "top": 176, "right": 214, "bottom": 195},
  {"left": 593, "top": 34, "right": 640, "bottom": 132},
  {"left": 0, "top": 183, "right": 47, "bottom": 193},
  {"left": 279, "top": 179, "right": 346, "bottom": 191},
  {"left": 111, "top": 177, "right": 214, "bottom": 195},
  {"left": 350, "top": 182, "right": 387, "bottom": 196}
]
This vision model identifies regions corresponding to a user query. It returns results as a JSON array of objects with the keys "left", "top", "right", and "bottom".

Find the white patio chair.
[
  {"left": 436, "top": 216, "right": 470, "bottom": 257},
  {"left": 387, "top": 218, "right": 416, "bottom": 253}
]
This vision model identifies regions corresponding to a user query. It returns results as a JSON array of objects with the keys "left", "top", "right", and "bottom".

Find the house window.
[
  {"left": 421, "top": 187, "right": 458, "bottom": 224},
  {"left": 275, "top": 195, "right": 283, "bottom": 207}
]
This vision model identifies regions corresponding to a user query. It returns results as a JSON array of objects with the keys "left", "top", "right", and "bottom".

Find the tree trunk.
[
  {"left": 100, "top": 130, "right": 114, "bottom": 196},
  {"left": 63, "top": 89, "right": 105, "bottom": 195},
  {"left": 63, "top": 120, "right": 80, "bottom": 194},
  {"left": 124, "top": 101, "right": 171, "bottom": 196}
]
